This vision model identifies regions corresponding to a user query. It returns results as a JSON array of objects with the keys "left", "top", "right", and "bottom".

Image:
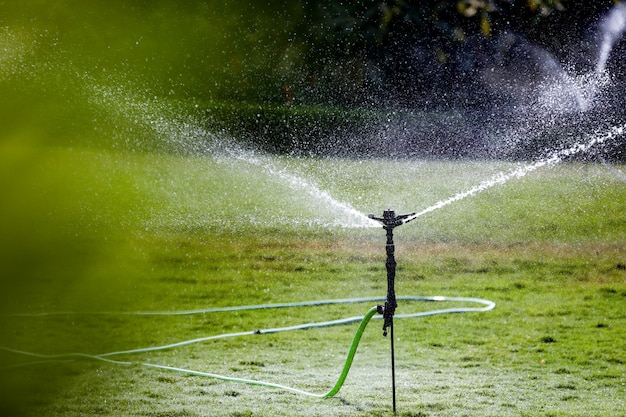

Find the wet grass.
[
  {"left": 1, "top": 147, "right": 625, "bottom": 416},
  {"left": 2, "top": 3, "right": 625, "bottom": 415}
]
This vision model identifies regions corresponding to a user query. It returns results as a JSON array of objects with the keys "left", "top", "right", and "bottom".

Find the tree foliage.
[{"left": 283, "top": 0, "right": 619, "bottom": 108}]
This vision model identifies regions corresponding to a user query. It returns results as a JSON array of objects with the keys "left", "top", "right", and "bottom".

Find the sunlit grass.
[
  {"left": 0, "top": 143, "right": 625, "bottom": 416},
  {"left": 1, "top": 1, "right": 625, "bottom": 415}
]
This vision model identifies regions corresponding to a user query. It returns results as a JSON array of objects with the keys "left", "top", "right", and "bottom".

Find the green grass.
[
  {"left": 1, "top": 146, "right": 625, "bottom": 416},
  {"left": 2, "top": 2, "right": 625, "bottom": 415}
]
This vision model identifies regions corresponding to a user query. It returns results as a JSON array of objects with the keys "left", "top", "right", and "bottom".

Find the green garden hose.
[
  {"left": 2, "top": 296, "right": 495, "bottom": 398},
  {"left": 135, "top": 305, "right": 380, "bottom": 398},
  {"left": 323, "top": 305, "right": 378, "bottom": 398}
]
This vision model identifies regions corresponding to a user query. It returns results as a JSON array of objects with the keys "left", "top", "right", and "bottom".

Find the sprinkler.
[
  {"left": 1, "top": 209, "right": 498, "bottom": 415},
  {"left": 368, "top": 209, "right": 415, "bottom": 414}
]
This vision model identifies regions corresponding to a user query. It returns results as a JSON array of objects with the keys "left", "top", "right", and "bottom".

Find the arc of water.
[
  {"left": 405, "top": 123, "right": 626, "bottom": 223},
  {"left": 219, "top": 148, "right": 377, "bottom": 228},
  {"left": 596, "top": 3, "right": 626, "bottom": 74},
  {"left": 87, "top": 83, "right": 377, "bottom": 228},
  {"left": 86, "top": 82, "right": 625, "bottom": 229}
]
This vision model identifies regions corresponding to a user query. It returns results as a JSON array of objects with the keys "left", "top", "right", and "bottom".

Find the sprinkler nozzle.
[{"left": 368, "top": 210, "right": 416, "bottom": 229}]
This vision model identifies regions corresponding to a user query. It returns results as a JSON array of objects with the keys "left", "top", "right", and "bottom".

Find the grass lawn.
[
  {"left": 1, "top": 3, "right": 625, "bottom": 415},
  {"left": 0, "top": 146, "right": 624, "bottom": 416}
]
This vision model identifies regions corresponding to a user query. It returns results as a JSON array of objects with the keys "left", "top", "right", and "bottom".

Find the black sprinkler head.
[{"left": 368, "top": 210, "right": 416, "bottom": 229}]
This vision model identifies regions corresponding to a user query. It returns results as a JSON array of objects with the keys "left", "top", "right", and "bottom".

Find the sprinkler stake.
[{"left": 368, "top": 209, "right": 415, "bottom": 415}]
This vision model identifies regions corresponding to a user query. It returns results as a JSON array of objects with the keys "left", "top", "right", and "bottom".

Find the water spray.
[
  {"left": 596, "top": 2, "right": 626, "bottom": 74},
  {"left": 4, "top": 121, "right": 626, "bottom": 413},
  {"left": 368, "top": 210, "right": 415, "bottom": 414}
]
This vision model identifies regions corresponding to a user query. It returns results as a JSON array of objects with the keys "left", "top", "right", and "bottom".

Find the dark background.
[{"left": 1, "top": 1, "right": 625, "bottom": 158}]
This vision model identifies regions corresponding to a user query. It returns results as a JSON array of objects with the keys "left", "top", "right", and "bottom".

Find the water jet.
[{"left": 1, "top": 3, "right": 626, "bottom": 416}]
